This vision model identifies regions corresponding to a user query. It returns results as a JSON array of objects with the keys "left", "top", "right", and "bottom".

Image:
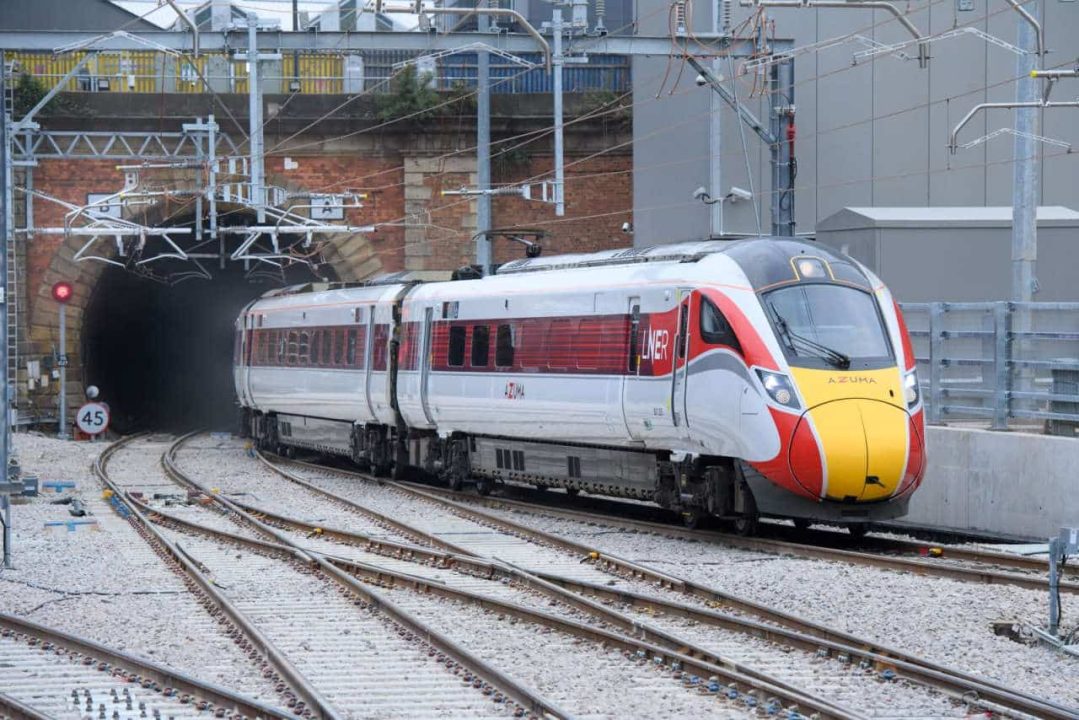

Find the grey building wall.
[
  {"left": 0, "top": 0, "right": 159, "bottom": 31},
  {"left": 816, "top": 206, "right": 1079, "bottom": 301},
  {"left": 632, "top": 0, "right": 1079, "bottom": 245}
]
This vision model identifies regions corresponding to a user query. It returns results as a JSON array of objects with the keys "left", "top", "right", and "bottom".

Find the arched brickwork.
[{"left": 27, "top": 185, "right": 384, "bottom": 423}]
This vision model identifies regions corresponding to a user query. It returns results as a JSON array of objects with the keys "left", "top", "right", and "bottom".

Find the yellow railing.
[{"left": 11, "top": 51, "right": 160, "bottom": 93}]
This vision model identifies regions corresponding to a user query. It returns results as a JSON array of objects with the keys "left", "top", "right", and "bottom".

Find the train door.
[
  {"left": 623, "top": 296, "right": 643, "bottom": 440},
  {"left": 241, "top": 313, "right": 254, "bottom": 407},
  {"left": 363, "top": 304, "right": 376, "bottom": 420},
  {"left": 670, "top": 288, "right": 692, "bottom": 428},
  {"left": 419, "top": 306, "right": 436, "bottom": 425}
]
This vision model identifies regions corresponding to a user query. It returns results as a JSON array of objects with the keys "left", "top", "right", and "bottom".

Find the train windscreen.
[{"left": 763, "top": 284, "right": 893, "bottom": 370}]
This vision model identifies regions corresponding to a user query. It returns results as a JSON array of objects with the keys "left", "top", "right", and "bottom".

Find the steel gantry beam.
[
  {"left": 0, "top": 30, "right": 783, "bottom": 58},
  {"left": 11, "top": 130, "right": 239, "bottom": 162}
]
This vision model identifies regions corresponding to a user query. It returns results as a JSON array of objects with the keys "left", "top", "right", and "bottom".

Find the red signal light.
[{"left": 51, "top": 281, "right": 73, "bottom": 304}]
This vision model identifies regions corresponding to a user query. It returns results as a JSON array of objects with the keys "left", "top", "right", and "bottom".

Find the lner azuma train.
[{"left": 234, "top": 238, "right": 926, "bottom": 533}]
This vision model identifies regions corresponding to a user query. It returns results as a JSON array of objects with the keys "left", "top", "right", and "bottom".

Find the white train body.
[{"left": 234, "top": 239, "right": 926, "bottom": 528}]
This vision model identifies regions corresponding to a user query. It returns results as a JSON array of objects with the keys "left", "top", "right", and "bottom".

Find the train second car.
[{"left": 234, "top": 238, "right": 926, "bottom": 533}]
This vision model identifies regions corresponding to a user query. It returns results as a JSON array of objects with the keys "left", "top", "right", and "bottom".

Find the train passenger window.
[
  {"left": 287, "top": 331, "right": 299, "bottom": 366},
  {"left": 471, "top": 325, "right": 489, "bottom": 367},
  {"left": 628, "top": 304, "right": 641, "bottom": 373},
  {"left": 310, "top": 330, "right": 321, "bottom": 366},
  {"left": 576, "top": 318, "right": 599, "bottom": 370},
  {"left": 495, "top": 324, "right": 514, "bottom": 368},
  {"left": 321, "top": 330, "right": 332, "bottom": 367},
  {"left": 700, "top": 298, "right": 742, "bottom": 353},
  {"left": 333, "top": 329, "right": 345, "bottom": 367},
  {"left": 372, "top": 325, "right": 390, "bottom": 371},
  {"left": 448, "top": 326, "right": 466, "bottom": 367},
  {"left": 298, "top": 332, "right": 310, "bottom": 366},
  {"left": 276, "top": 332, "right": 287, "bottom": 365},
  {"left": 547, "top": 319, "right": 574, "bottom": 370},
  {"left": 346, "top": 328, "right": 358, "bottom": 366}
]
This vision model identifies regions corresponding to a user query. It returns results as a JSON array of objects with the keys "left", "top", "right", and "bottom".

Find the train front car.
[{"left": 722, "top": 240, "right": 925, "bottom": 533}]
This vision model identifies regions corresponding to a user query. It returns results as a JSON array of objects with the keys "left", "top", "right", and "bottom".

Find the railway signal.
[
  {"left": 51, "top": 281, "right": 73, "bottom": 304},
  {"left": 51, "top": 281, "right": 73, "bottom": 439}
]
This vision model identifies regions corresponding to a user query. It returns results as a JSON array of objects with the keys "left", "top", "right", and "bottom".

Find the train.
[{"left": 233, "top": 238, "right": 926, "bottom": 534}]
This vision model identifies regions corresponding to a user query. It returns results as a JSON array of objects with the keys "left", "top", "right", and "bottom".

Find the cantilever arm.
[
  {"left": 948, "top": 100, "right": 1079, "bottom": 152},
  {"left": 1003, "top": 0, "right": 1043, "bottom": 58},
  {"left": 740, "top": 0, "right": 928, "bottom": 66}
]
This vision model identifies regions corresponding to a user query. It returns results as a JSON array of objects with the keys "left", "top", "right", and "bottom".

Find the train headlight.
[
  {"left": 903, "top": 369, "right": 920, "bottom": 408},
  {"left": 756, "top": 369, "right": 801, "bottom": 410}
]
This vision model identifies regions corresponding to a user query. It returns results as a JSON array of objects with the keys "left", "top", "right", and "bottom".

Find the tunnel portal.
[{"left": 81, "top": 259, "right": 330, "bottom": 435}]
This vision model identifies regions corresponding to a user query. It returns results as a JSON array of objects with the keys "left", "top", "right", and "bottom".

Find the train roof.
[
  {"left": 495, "top": 239, "right": 745, "bottom": 275},
  {"left": 251, "top": 236, "right": 880, "bottom": 305}
]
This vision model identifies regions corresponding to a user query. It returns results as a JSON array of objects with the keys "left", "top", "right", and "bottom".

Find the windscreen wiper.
[{"left": 770, "top": 303, "right": 852, "bottom": 370}]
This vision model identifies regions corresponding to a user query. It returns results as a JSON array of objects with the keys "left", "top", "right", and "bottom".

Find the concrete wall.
[
  {"left": 895, "top": 426, "right": 1079, "bottom": 540},
  {"left": 632, "top": 0, "right": 1079, "bottom": 245}
]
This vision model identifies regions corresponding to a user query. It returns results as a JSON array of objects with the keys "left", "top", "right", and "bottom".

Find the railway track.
[
  {"left": 0, "top": 612, "right": 289, "bottom": 720},
  {"left": 235, "top": 445, "right": 1078, "bottom": 720},
  {"left": 170, "top": 434, "right": 866, "bottom": 719},
  {"left": 387, "top": 476, "right": 1074, "bottom": 594},
  {"left": 98, "top": 433, "right": 555, "bottom": 720}
]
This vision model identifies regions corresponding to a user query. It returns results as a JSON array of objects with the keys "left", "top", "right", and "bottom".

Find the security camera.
[
  {"left": 692, "top": 186, "right": 709, "bottom": 201},
  {"left": 621, "top": 221, "right": 633, "bottom": 233},
  {"left": 695, "top": 74, "right": 708, "bottom": 87},
  {"left": 727, "top": 186, "right": 753, "bottom": 202}
]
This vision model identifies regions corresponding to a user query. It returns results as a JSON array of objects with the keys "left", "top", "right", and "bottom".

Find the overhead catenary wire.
[
  {"left": 26, "top": 0, "right": 1065, "bottom": 275},
  {"left": 277, "top": 0, "right": 1020, "bottom": 204}
]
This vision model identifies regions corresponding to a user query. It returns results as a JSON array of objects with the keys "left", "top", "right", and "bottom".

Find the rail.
[
  {"left": 899, "top": 301, "right": 1079, "bottom": 433},
  {"left": 263, "top": 453, "right": 1079, "bottom": 720},
  {"left": 0, "top": 610, "right": 293, "bottom": 720},
  {"left": 7, "top": 50, "right": 629, "bottom": 96}
]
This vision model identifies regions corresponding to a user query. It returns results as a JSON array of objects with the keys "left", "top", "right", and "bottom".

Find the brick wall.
[
  {"left": 264, "top": 155, "right": 406, "bottom": 274},
  {"left": 492, "top": 155, "right": 633, "bottom": 265},
  {"left": 28, "top": 149, "right": 632, "bottom": 308},
  {"left": 28, "top": 160, "right": 125, "bottom": 323}
]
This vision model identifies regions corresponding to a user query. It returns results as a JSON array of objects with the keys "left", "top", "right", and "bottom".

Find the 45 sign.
[{"left": 76, "top": 402, "right": 110, "bottom": 436}]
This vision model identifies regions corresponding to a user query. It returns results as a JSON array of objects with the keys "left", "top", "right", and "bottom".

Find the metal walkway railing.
[{"left": 900, "top": 302, "right": 1079, "bottom": 433}]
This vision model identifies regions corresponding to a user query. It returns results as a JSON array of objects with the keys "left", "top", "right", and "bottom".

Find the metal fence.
[
  {"left": 7, "top": 50, "right": 630, "bottom": 96},
  {"left": 900, "top": 302, "right": 1079, "bottom": 433}
]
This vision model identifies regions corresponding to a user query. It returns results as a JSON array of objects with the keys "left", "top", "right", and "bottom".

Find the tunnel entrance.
[{"left": 81, "top": 259, "right": 333, "bottom": 435}]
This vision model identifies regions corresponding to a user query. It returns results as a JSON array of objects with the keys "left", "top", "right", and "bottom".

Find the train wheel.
[
  {"left": 793, "top": 518, "right": 811, "bottom": 531},
  {"left": 847, "top": 523, "right": 869, "bottom": 539},
  {"left": 534, "top": 484, "right": 548, "bottom": 492},
  {"left": 732, "top": 483, "right": 759, "bottom": 536},
  {"left": 565, "top": 487, "right": 580, "bottom": 497},
  {"left": 445, "top": 440, "right": 468, "bottom": 492},
  {"left": 732, "top": 514, "right": 759, "bottom": 536},
  {"left": 475, "top": 477, "right": 493, "bottom": 496},
  {"left": 682, "top": 508, "right": 704, "bottom": 529}
]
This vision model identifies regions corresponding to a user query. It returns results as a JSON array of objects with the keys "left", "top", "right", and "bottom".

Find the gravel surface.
[
  {"left": 474, "top": 502, "right": 1079, "bottom": 710},
  {"left": 174, "top": 440, "right": 1018, "bottom": 717},
  {"left": 385, "top": 590, "right": 757, "bottom": 720},
  {"left": 177, "top": 436, "right": 414, "bottom": 544},
  {"left": 155, "top": 520, "right": 514, "bottom": 719},
  {"left": 0, "top": 433, "right": 282, "bottom": 705}
]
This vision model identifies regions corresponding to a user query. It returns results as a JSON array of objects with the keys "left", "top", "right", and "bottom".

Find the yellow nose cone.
[
  {"left": 804, "top": 399, "right": 908, "bottom": 501},
  {"left": 788, "top": 368, "right": 910, "bottom": 502}
]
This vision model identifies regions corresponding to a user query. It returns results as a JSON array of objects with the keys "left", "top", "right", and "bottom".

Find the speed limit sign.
[{"left": 76, "top": 402, "right": 110, "bottom": 435}]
